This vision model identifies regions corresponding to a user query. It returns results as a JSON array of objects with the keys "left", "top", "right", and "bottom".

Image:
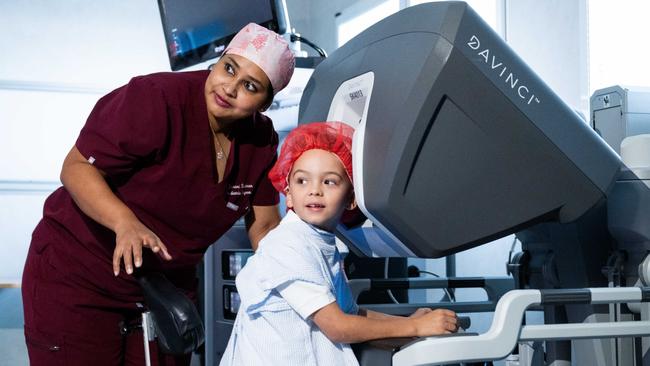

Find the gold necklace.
[{"left": 214, "top": 133, "right": 227, "bottom": 160}]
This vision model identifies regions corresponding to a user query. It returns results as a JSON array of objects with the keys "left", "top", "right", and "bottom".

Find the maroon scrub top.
[{"left": 30, "top": 70, "right": 279, "bottom": 305}]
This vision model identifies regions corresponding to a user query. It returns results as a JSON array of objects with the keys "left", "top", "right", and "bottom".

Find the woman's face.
[{"left": 205, "top": 53, "right": 272, "bottom": 124}]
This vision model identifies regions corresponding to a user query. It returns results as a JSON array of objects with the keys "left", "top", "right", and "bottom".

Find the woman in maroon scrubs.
[{"left": 22, "top": 23, "right": 295, "bottom": 366}]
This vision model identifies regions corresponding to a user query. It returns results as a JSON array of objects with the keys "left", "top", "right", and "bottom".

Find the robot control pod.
[{"left": 298, "top": 2, "right": 650, "bottom": 365}]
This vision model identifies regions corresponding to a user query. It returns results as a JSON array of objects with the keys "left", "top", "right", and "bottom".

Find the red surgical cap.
[{"left": 269, "top": 121, "right": 355, "bottom": 194}]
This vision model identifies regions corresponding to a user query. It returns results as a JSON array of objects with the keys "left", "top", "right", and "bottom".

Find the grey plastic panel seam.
[{"left": 642, "top": 288, "right": 650, "bottom": 302}]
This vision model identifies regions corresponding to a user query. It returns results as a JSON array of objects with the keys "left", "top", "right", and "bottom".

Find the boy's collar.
[{"left": 284, "top": 210, "right": 336, "bottom": 238}]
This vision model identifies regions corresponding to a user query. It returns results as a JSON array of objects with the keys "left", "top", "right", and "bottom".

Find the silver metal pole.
[{"left": 141, "top": 312, "right": 154, "bottom": 366}]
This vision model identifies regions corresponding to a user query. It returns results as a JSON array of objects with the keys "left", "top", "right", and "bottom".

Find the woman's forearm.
[{"left": 61, "top": 146, "right": 137, "bottom": 232}]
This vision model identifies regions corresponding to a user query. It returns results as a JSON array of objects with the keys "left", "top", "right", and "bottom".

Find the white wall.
[
  {"left": 0, "top": 1, "right": 170, "bottom": 181},
  {"left": 286, "top": 0, "right": 343, "bottom": 55},
  {"left": 505, "top": 0, "right": 589, "bottom": 116},
  {"left": 0, "top": 0, "right": 171, "bottom": 283},
  {"left": 0, "top": 1, "right": 169, "bottom": 88}
]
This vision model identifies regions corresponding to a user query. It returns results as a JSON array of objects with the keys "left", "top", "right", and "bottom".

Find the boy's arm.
[
  {"left": 358, "top": 308, "right": 400, "bottom": 319},
  {"left": 312, "top": 303, "right": 457, "bottom": 344},
  {"left": 359, "top": 307, "right": 437, "bottom": 320}
]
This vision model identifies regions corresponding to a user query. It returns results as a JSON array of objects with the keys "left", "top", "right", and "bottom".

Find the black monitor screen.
[{"left": 158, "top": 0, "right": 279, "bottom": 70}]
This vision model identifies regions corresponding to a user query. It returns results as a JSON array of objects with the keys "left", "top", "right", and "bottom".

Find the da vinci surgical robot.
[{"left": 298, "top": 2, "right": 650, "bottom": 365}]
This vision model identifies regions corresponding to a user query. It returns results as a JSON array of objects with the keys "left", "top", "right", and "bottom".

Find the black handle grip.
[{"left": 137, "top": 273, "right": 205, "bottom": 355}]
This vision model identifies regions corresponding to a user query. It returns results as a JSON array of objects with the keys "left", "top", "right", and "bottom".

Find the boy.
[{"left": 219, "top": 122, "right": 458, "bottom": 365}]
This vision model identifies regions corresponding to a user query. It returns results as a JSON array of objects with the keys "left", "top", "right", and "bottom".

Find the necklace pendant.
[{"left": 216, "top": 151, "right": 225, "bottom": 160}]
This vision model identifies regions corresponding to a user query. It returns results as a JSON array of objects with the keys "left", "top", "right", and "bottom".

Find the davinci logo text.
[{"left": 467, "top": 35, "right": 540, "bottom": 106}]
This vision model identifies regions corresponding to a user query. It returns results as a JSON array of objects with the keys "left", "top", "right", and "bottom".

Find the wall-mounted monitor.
[{"left": 158, "top": 0, "right": 280, "bottom": 70}]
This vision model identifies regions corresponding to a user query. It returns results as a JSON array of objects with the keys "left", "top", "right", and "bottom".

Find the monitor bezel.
[{"left": 157, "top": 0, "right": 281, "bottom": 71}]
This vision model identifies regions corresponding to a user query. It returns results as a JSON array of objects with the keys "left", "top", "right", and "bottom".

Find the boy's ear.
[
  {"left": 346, "top": 197, "right": 357, "bottom": 211},
  {"left": 285, "top": 188, "right": 294, "bottom": 209}
]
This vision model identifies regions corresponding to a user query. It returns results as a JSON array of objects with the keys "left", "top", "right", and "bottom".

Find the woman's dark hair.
[{"left": 263, "top": 86, "right": 274, "bottom": 111}]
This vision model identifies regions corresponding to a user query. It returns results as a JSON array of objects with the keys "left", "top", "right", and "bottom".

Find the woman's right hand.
[
  {"left": 59, "top": 146, "right": 173, "bottom": 277},
  {"left": 113, "top": 218, "right": 173, "bottom": 276},
  {"left": 411, "top": 308, "right": 458, "bottom": 336}
]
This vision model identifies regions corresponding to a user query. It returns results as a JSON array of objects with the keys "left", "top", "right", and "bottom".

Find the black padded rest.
[
  {"left": 353, "top": 337, "right": 415, "bottom": 366},
  {"left": 352, "top": 316, "right": 473, "bottom": 366},
  {"left": 137, "top": 272, "right": 205, "bottom": 355}
]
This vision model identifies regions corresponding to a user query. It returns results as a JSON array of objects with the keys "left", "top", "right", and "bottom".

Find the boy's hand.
[
  {"left": 408, "top": 307, "right": 433, "bottom": 319},
  {"left": 411, "top": 308, "right": 458, "bottom": 336}
]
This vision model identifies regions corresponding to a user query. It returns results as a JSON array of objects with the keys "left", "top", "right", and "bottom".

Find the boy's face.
[{"left": 286, "top": 149, "right": 354, "bottom": 232}]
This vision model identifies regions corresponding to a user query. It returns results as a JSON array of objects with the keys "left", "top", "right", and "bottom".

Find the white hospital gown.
[{"left": 219, "top": 210, "right": 360, "bottom": 366}]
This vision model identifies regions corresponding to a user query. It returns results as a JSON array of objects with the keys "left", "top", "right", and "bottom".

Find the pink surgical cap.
[
  {"left": 224, "top": 23, "right": 295, "bottom": 94},
  {"left": 269, "top": 121, "right": 355, "bottom": 194}
]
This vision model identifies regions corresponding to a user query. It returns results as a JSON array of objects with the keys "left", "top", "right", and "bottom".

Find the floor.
[
  {"left": 0, "top": 288, "right": 28, "bottom": 366},
  {"left": 0, "top": 288, "right": 206, "bottom": 366}
]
